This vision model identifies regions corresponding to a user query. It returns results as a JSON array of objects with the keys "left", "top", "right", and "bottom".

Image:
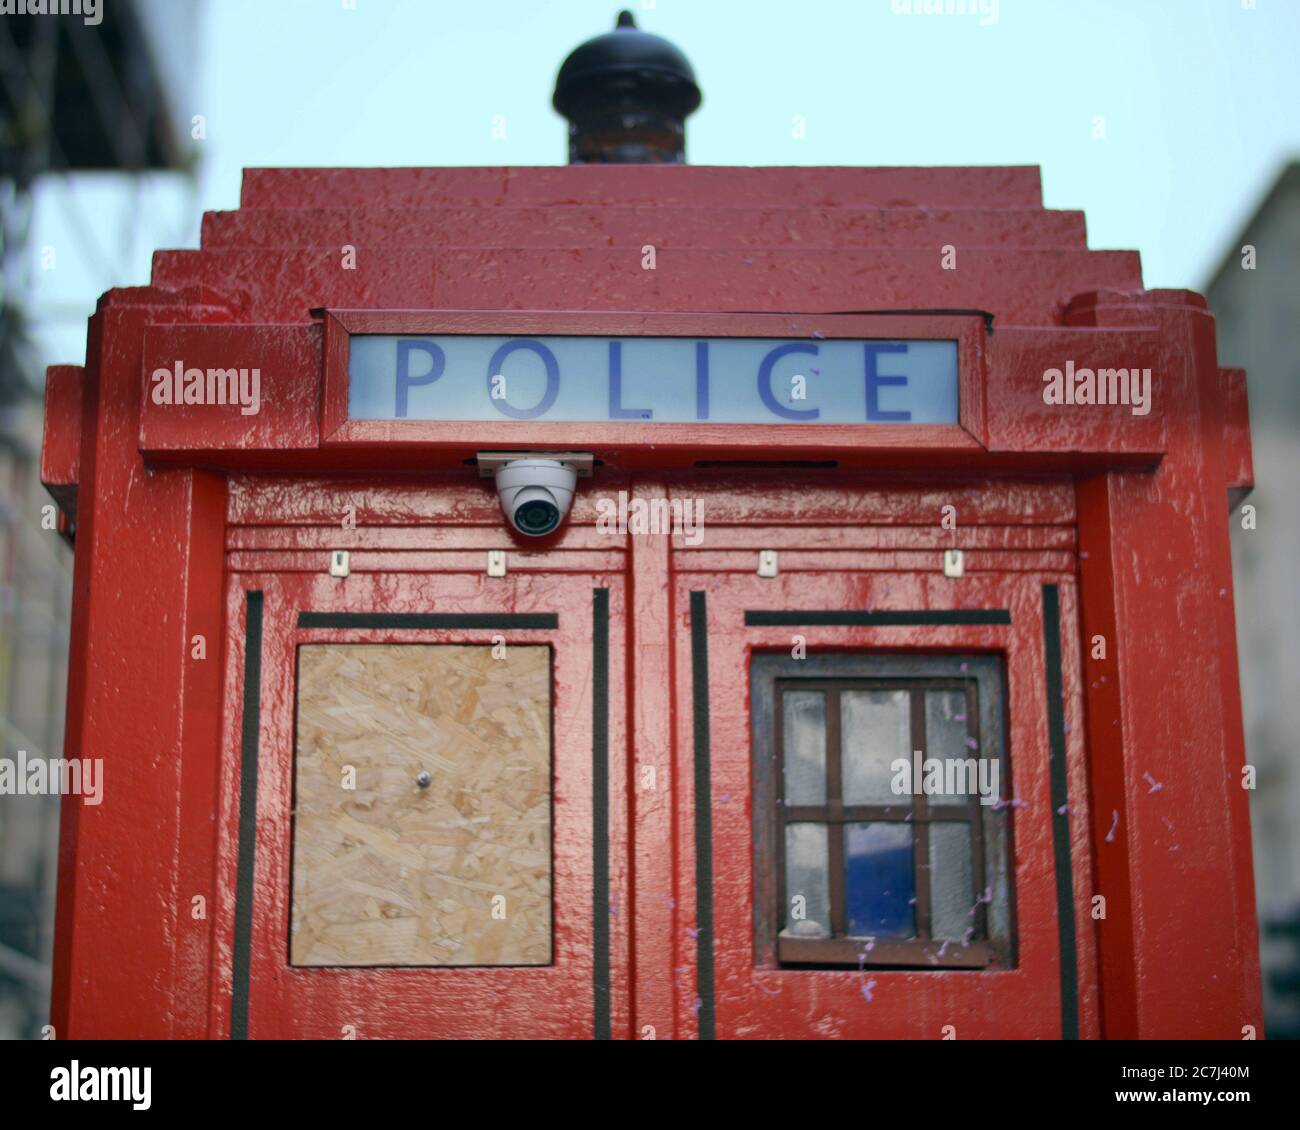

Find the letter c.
[{"left": 758, "top": 343, "right": 820, "bottom": 420}]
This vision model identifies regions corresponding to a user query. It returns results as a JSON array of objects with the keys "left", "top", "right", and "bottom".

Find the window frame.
[
  {"left": 319, "top": 309, "right": 986, "bottom": 462},
  {"left": 752, "top": 652, "right": 1015, "bottom": 971}
]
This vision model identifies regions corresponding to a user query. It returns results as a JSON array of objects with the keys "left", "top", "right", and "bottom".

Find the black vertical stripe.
[
  {"left": 690, "top": 591, "right": 716, "bottom": 1039},
  {"left": 592, "top": 588, "right": 611, "bottom": 1040},
  {"left": 1042, "top": 583, "right": 1079, "bottom": 1040},
  {"left": 230, "top": 590, "right": 263, "bottom": 1041}
]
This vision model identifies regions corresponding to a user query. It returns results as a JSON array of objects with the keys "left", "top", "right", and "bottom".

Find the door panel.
[
  {"left": 290, "top": 642, "right": 553, "bottom": 968},
  {"left": 672, "top": 569, "right": 1098, "bottom": 1040},
  {"left": 216, "top": 569, "right": 628, "bottom": 1039}
]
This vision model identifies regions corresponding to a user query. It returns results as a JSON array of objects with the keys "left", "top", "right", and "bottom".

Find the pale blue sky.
[{"left": 30, "top": 0, "right": 1300, "bottom": 366}]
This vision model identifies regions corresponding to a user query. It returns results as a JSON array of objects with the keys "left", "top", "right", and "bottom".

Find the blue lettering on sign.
[
  {"left": 758, "top": 343, "right": 820, "bottom": 421},
  {"left": 348, "top": 334, "right": 959, "bottom": 425},
  {"left": 608, "top": 341, "right": 653, "bottom": 420},
  {"left": 865, "top": 342, "right": 911, "bottom": 422},
  {"left": 395, "top": 339, "right": 445, "bottom": 418},
  {"left": 486, "top": 339, "right": 559, "bottom": 420},
  {"left": 695, "top": 341, "right": 709, "bottom": 421}
]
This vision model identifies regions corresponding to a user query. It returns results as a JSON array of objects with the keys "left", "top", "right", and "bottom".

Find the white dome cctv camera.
[{"left": 494, "top": 458, "right": 579, "bottom": 537}]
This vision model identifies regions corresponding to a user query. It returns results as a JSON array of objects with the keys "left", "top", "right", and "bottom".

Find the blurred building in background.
[
  {"left": 0, "top": 0, "right": 198, "bottom": 1038},
  {"left": 1207, "top": 161, "right": 1300, "bottom": 1041}
]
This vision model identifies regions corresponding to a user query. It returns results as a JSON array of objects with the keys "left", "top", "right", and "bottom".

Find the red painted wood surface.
[
  {"left": 202, "top": 204, "right": 1088, "bottom": 251},
  {"left": 40, "top": 164, "right": 1261, "bottom": 1038},
  {"left": 212, "top": 570, "right": 630, "bottom": 1039},
  {"left": 49, "top": 297, "right": 230, "bottom": 1038},
  {"left": 138, "top": 309, "right": 1168, "bottom": 469},
  {"left": 1220, "top": 366, "right": 1253, "bottom": 506},
  {"left": 39, "top": 364, "right": 82, "bottom": 519},
  {"left": 237, "top": 165, "right": 1048, "bottom": 210},
  {"left": 149, "top": 246, "right": 1142, "bottom": 326},
  {"left": 672, "top": 570, "right": 1098, "bottom": 1039},
  {"left": 1071, "top": 291, "right": 1260, "bottom": 1037}
]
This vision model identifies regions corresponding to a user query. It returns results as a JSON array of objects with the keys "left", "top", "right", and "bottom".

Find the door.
[
  {"left": 213, "top": 474, "right": 1096, "bottom": 1039},
  {"left": 665, "top": 476, "right": 1100, "bottom": 1039},
  {"left": 214, "top": 564, "right": 629, "bottom": 1039}
]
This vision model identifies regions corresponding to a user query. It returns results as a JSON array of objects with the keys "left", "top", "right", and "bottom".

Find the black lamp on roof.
[{"left": 553, "top": 10, "right": 703, "bottom": 165}]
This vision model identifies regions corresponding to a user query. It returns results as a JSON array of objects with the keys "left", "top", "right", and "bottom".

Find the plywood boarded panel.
[{"left": 290, "top": 644, "right": 551, "bottom": 966}]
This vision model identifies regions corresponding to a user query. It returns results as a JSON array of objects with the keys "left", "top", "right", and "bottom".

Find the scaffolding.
[{"left": 0, "top": 0, "right": 196, "bottom": 1038}]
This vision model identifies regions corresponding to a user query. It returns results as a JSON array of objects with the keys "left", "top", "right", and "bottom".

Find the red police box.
[{"left": 40, "top": 164, "right": 1260, "bottom": 1039}]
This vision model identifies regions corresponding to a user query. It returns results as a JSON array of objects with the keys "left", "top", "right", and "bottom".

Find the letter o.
[{"left": 487, "top": 340, "right": 560, "bottom": 420}]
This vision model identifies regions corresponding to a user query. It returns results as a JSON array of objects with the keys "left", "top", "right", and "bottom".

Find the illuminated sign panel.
[{"left": 347, "top": 335, "right": 959, "bottom": 424}]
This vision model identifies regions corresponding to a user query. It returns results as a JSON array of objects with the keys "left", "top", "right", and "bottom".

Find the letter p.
[{"left": 395, "top": 340, "right": 445, "bottom": 417}]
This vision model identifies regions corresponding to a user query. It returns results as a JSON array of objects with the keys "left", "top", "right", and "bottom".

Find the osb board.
[{"left": 290, "top": 644, "right": 552, "bottom": 966}]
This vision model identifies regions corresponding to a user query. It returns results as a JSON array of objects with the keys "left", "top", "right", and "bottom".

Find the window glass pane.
[
  {"left": 841, "top": 689, "right": 910, "bottom": 806},
  {"left": 783, "top": 823, "right": 831, "bottom": 937},
  {"left": 781, "top": 691, "right": 826, "bottom": 806},
  {"left": 926, "top": 689, "right": 973, "bottom": 805},
  {"left": 844, "top": 822, "right": 915, "bottom": 939},
  {"left": 928, "top": 821, "right": 976, "bottom": 941}
]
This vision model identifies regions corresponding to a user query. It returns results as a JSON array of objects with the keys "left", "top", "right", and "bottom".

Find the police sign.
[{"left": 347, "top": 335, "right": 959, "bottom": 425}]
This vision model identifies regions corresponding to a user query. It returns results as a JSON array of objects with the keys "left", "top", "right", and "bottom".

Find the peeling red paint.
[{"left": 41, "top": 165, "right": 1260, "bottom": 1038}]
